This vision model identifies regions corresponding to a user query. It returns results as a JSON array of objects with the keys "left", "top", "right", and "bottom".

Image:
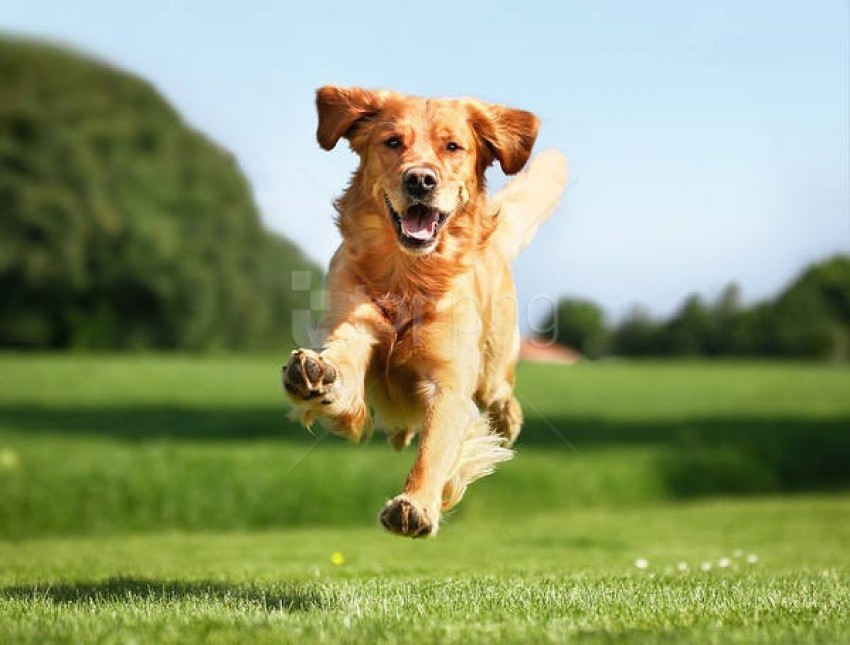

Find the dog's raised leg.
[{"left": 283, "top": 285, "right": 383, "bottom": 440}]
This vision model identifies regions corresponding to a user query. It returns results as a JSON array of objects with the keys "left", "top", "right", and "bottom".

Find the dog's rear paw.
[
  {"left": 379, "top": 495, "right": 438, "bottom": 538},
  {"left": 282, "top": 349, "right": 337, "bottom": 403}
]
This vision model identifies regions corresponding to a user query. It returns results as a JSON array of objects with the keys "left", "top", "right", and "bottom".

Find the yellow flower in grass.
[
  {"left": 330, "top": 551, "right": 345, "bottom": 566},
  {"left": 0, "top": 449, "right": 19, "bottom": 470}
]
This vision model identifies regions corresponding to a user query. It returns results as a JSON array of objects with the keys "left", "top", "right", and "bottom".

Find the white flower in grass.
[
  {"left": 718, "top": 557, "right": 731, "bottom": 569},
  {"left": 677, "top": 561, "right": 689, "bottom": 573},
  {"left": 700, "top": 561, "right": 712, "bottom": 572},
  {"left": 746, "top": 553, "right": 759, "bottom": 564},
  {"left": 635, "top": 558, "right": 649, "bottom": 570}
]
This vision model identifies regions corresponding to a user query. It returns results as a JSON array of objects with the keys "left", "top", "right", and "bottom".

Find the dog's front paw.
[
  {"left": 282, "top": 349, "right": 337, "bottom": 403},
  {"left": 379, "top": 495, "right": 438, "bottom": 538}
]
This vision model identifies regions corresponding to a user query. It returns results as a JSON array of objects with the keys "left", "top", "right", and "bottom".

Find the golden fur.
[{"left": 283, "top": 86, "right": 567, "bottom": 537}]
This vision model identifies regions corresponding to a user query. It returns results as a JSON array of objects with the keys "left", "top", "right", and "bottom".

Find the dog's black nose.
[{"left": 403, "top": 167, "right": 438, "bottom": 197}]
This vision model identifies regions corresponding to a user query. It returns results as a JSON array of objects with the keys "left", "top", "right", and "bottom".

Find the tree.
[
  {"left": 0, "top": 37, "right": 320, "bottom": 350},
  {"left": 612, "top": 307, "right": 663, "bottom": 357},
  {"left": 661, "top": 295, "right": 713, "bottom": 356},
  {"left": 543, "top": 298, "right": 609, "bottom": 358},
  {"left": 545, "top": 257, "right": 850, "bottom": 361},
  {"left": 766, "top": 256, "right": 850, "bottom": 360}
]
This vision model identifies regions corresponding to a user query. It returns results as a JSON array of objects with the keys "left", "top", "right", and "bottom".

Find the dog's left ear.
[
  {"left": 316, "top": 85, "right": 385, "bottom": 151},
  {"left": 470, "top": 102, "right": 540, "bottom": 175}
]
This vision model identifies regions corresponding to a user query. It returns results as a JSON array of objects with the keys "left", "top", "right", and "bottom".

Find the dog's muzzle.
[{"left": 384, "top": 194, "right": 448, "bottom": 252}]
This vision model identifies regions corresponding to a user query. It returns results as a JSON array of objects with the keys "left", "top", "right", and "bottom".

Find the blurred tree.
[
  {"left": 661, "top": 294, "right": 713, "bottom": 356},
  {"left": 0, "top": 37, "right": 321, "bottom": 350},
  {"left": 766, "top": 256, "right": 850, "bottom": 360},
  {"left": 616, "top": 260, "right": 849, "bottom": 361},
  {"left": 709, "top": 282, "right": 740, "bottom": 355},
  {"left": 543, "top": 297, "right": 609, "bottom": 358},
  {"left": 611, "top": 306, "right": 663, "bottom": 357},
  {"left": 714, "top": 282, "right": 742, "bottom": 319},
  {"left": 722, "top": 303, "right": 773, "bottom": 356}
]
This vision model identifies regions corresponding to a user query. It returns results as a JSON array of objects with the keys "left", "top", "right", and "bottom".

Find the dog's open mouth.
[{"left": 384, "top": 195, "right": 448, "bottom": 250}]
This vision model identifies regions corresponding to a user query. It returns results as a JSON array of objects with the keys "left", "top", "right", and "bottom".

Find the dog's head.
[{"left": 316, "top": 86, "right": 539, "bottom": 256}]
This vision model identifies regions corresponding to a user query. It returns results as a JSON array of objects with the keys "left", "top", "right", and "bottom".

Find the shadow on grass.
[
  {"left": 0, "top": 577, "right": 325, "bottom": 612},
  {"left": 516, "top": 414, "right": 850, "bottom": 496},
  {"left": 0, "top": 403, "right": 847, "bottom": 445},
  {"left": 1, "top": 403, "right": 848, "bottom": 496},
  {"left": 0, "top": 404, "right": 308, "bottom": 441}
]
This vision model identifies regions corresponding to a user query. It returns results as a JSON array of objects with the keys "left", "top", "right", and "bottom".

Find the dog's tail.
[
  {"left": 441, "top": 416, "right": 513, "bottom": 512},
  {"left": 489, "top": 149, "right": 569, "bottom": 261}
]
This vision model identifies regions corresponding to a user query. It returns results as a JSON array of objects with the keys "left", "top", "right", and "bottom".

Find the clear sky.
[{"left": 3, "top": 0, "right": 848, "bottom": 329}]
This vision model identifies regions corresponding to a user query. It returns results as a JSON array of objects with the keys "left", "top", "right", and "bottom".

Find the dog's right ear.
[{"left": 316, "top": 86, "right": 384, "bottom": 151}]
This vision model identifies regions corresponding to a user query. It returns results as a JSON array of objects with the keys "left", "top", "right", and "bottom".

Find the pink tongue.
[{"left": 400, "top": 211, "right": 437, "bottom": 240}]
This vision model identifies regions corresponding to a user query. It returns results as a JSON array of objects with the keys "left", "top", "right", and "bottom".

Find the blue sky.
[{"left": 3, "top": 0, "right": 848, "bottom": 328}]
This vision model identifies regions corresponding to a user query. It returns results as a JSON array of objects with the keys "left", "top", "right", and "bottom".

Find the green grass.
[
  {"left": 1, "top": 355, "right": 848, "bottom": 537},
  {"left": 1, "top": 498, "right": 848, "bottom": 642},
  {"left": 0, "top": 355, "right": 849, "bottom": 641}
]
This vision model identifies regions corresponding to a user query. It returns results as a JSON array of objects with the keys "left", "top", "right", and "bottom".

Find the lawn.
[{"left": 0, "top": 355, "right": 848, "bottom": 642}]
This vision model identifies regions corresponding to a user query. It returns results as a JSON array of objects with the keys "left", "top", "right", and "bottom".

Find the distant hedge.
[
  {"left": 0, "top": 36, "right": 320, "bottom": 350},
  {"left": 544, "top": 255, "right": 850, "bottom": 361}
]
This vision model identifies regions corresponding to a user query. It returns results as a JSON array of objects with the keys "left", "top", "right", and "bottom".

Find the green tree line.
[
  {"left": 0, "top": 36, "right": 321, "bottom": 351},
  {"left": 544, "top": 255, "right": 850, "bottom": 361}
]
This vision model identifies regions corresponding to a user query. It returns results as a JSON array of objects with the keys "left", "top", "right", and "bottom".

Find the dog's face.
[{"left": 316, "top": 86, "right": 539, "bottom": 255}]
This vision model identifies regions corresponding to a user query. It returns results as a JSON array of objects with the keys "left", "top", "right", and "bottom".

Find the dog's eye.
[
  {"left": 446, "top": 141, "right": 461, "bottom": 152},
  {"left": 384, "top": 137, "right": 401, "bottom": 149}
]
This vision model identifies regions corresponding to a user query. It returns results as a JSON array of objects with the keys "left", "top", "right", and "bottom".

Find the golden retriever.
[{"left": 283, "top": 86, "right": 567, "bottom": 537}]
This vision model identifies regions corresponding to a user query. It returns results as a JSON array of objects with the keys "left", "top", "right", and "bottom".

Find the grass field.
[{"left": 0, "top": 355, "right": 848, "bottom": 642}]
